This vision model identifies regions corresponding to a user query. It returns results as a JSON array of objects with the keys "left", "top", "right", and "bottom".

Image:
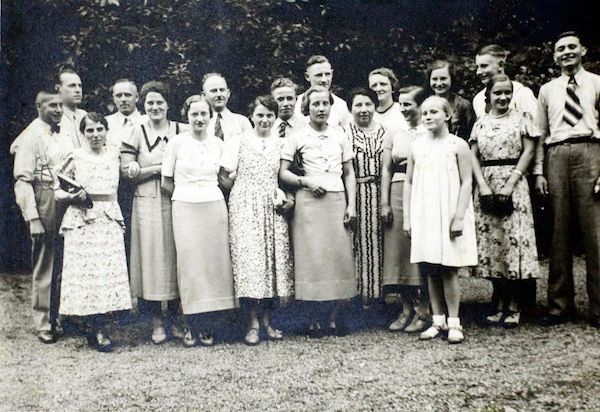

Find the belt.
[
  {"left": 32, "top": 181, "right": 55, "bottom": 190},
  {"left": 545, "top": 136, "right": 598, "bottom": 150},
  {"left": 393, "top": 163, "right": 407, "bottom": 174},
  {"left": 356, "top": 176, "right": 380, "bottom": 184},
  {"left": 481, "top": 158, "right": 520, "bottom": 167},
  {"left": 88, "top": 194, "right": 117, "bottom": 202}
]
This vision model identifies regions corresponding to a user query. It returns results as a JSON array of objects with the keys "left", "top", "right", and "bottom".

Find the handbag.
[
  {"left": 479, "top": 194, "right": 514, "bottom": 216},
  {"left": 57, "top": 173, "right": 94, "bottom": 209}
]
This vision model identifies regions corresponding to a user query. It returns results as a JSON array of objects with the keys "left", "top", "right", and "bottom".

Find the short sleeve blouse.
[
  {"left": 161, "top": 132, "right": 224, "bottom": 203},
  {"left": 281, "top": 125, "right": 354, "bottom": 192},
  {"left": 383, "top": 125, "right": 427, "bottom": 182}
]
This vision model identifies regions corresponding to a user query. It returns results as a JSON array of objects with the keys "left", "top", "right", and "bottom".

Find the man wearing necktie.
[
  {"left": 105, "top": 79, "right": 145, "bottom": 264},
  {"left": 271, "top": 77, "right": 307, "bottom": 139},
  {"left": 105, "top": 79, "right": 145, "bottom": 148},
  {"left": 201, "top": 72, "right": 252, "bottom": 142},
  {"left": 56, "top": 68, "right": 87, "bottom": 149},
  {"left": 534, "top": 32, "right": 600, "bottom": 327},
  {"left": 13, "top": 90, "right": 75, "bottom": 343}
]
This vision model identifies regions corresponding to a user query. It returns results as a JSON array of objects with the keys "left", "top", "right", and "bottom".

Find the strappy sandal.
[
  {"left": 388, "top": 313, "right": 412, "bottom": 332},
  {"left": 243, "top": 327, "right": 260, "bottom": 346},
  {"left": 485, "top": 311, "right": 504, "bottom": 326},
  {"left": 265, "top": 325, "right": 284, "bottom": 341},
  {"left": 198, "top": 331, "right": 215, "bottom": 347},
  {"left": 182, "top": 328, "right": 197, "bottom": 348},
  {"left": 307, "top": 322, "right": 323, "bottom": 339}
]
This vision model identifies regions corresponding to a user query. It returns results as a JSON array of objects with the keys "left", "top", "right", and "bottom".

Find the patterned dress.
[
  {"left": 346, "top": 122, "right": 386, "bottom": 301},
  {"left": 470, "top": 109, "right": 540, "bottom": 280},
  {"left": 58, "top": 148, "right": 132, "bottom": 316},
  {"left": 227, "top": 134, "right": 293, "bottom": 299}
]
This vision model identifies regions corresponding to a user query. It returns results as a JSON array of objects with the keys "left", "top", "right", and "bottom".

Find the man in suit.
[
  {"left": 202, "top": 72, "right": 252, "bottom": 141},
  {"left": 534, "top": 32, "right": 600, "bottom": 327},
  {"left": 294, "top": 55, "right": 350, "bottom": 129},
  {"left": 13, "top": 90, "right": 76, "bottom": 343}
]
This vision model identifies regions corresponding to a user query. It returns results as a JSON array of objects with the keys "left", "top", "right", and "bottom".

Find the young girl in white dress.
[{"left": 403, "top": 96, "right": 477, "bottom": 344}]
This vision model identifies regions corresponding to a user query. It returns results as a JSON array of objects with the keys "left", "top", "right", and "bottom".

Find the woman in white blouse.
[{"left": 161, "top": 95, "right": 235, "bottom": 348}]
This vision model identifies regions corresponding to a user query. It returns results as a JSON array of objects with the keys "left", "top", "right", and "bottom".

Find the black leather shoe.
[
  {"left": 589, "top": 319, "right": 600, "bottom": 329},
  {"left": 539, "top": 314, "right": 569, "bottom": 327},
  {"left": 37, "top": 330, "right": 57, "bottom": 344},
  {"left": 328, "top": 321, "right": 349, "bottom": 337}
]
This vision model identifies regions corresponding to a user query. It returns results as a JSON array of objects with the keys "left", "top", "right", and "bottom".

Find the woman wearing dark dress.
[{"left": 426, "top": 60, "right": 475, "bottom": 140}]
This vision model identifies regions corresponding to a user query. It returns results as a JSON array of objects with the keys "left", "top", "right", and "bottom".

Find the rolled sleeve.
[{"left": 13, "top": 138, "right": 39, "bottom": 221}]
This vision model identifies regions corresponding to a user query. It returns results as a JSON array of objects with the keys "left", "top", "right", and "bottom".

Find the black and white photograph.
[{"left": 1, "top": 1, "right": 599, "bottom": 410}]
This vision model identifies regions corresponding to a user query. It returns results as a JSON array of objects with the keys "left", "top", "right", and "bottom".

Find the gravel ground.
[{"left": 1, "top": 259, "right": 599, "bottom": 411}]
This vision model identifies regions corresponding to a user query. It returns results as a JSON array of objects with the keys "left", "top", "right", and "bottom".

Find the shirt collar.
[
  {"left": 214, "top": 107, "right": 232, "bottom": 120},
  {"left": 560, "top": 67, "right": 586, "bottom": 84},
  {"left": 143, "top": 119, "right": 174, "bottom": 146},
  {"left": 116, "top": 109, "right": 141, "bottom": 123},
  {"left": 62, "top": 106, "right": 77, "bottom": 121},
  {"left": 306, "top": 125, "right": 331, "bottom": 139}
]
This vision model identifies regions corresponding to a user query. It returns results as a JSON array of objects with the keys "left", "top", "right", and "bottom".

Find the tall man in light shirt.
[
  {"left": 271, "top": 77, "right": 307, "bottom": 138},
  {"left": 534, "top": 32, "right": 600, "bottom": 327},
  {"left": 201, "top": 72, "right": 252, "bottom": 141},
  {"left": 105, "top": 79, "right": 145, "bottom": 148},
  {"left": 472, "top": 45, "right": 538, "bottom": 119},
  {"left": 105, "top": 79, "right": 145, "bottom": 262},
  {"left": 56, "top": 68, "right": 87, "bottom": 148},
  {"left": 294, "top": 55, "right": 350, "bottom": 129},
  {"left": 13, "top": 90, "right": 75, "bottom": 344}
]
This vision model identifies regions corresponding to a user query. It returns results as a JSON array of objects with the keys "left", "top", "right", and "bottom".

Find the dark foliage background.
[{"left": 1, "top": 0, "right": 599, "bottom": 270}]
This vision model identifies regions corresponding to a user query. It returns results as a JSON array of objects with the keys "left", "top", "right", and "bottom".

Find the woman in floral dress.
[
  {"left": 57, "top": 113, "right": 132, "bottom": 352},
  {"left": 470, "top": 74, "right": 540, "bottom": 328},
  {"left": 219, "top": 95, "right": 294, "bottom": 346}
]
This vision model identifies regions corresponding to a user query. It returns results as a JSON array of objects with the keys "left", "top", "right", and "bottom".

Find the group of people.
[{"left": 11, "top": 31, "right": 600, "bottom": 352}]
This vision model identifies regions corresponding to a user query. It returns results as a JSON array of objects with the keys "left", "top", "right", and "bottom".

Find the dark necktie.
[
  {"left": 278, "top": 120, "right": 289, "bottom": 138},
  {"left": 50, "top": 124, "right": 61, "bottom": 134},
  {"left": 563, "top": 76, "right": 583, "bottom": 127},
  {"left": 214, "top": 113, "right": 224, "bottom": 140}
]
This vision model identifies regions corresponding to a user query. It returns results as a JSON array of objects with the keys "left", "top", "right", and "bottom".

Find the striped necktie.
[
  {"left": 214, "top": 113, "right": 224, "bottom": 140},
  {"left": 563, "top": 76, "right": 583, "bottom": 127},
  {"left": 278, "top": 120, "right": 289, "bottom": 138}
]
